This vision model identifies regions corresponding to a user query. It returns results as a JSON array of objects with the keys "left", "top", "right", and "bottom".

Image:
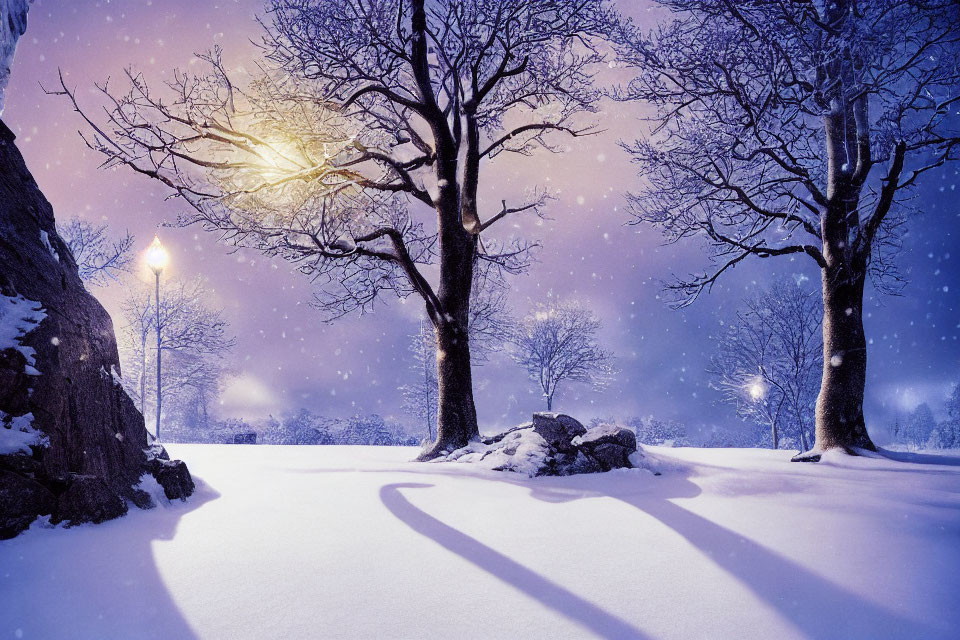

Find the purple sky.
[{"left": 4, "top": 0, "right": 959, "bottom": 439}]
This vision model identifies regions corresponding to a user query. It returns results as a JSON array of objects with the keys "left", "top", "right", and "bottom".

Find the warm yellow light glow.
[{"left": 145, "top": 235, "right": 169, "bottom": 273}]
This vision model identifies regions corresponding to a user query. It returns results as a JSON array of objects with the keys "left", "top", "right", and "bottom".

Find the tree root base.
[
  {"left": 790, "top": 449, "right": 823, "bottom": 462},
  {"left": 790, "top": 443, "right": 879, "bottom": 463}
]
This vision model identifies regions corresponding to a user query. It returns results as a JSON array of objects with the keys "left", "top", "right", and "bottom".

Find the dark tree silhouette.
[
  {"left": 615, "top": 0, "right": 960, "bottom": 459},
  {"left": 52, "top": 0, "right": 618, "bottom": 457}
]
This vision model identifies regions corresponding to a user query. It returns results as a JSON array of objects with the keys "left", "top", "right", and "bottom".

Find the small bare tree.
[
  {"left": 710, "top": 279, "right": 822, "bottom": 451},
  {"left": 118, "top": 276, "right": 235, "bottom": 437},
  {"left": 614, "top": 0, "right": 960, "bottom": 459},
  {"left": 511, "top": 301, "right": 614, "bottom": 411},
  {"left": 119, "top": 287, "right": 154, "bottom": 419},
  {"left": 57, "top": 217, "right": 134, "bottom": 286},
  {"left": 52, "top": 0, "right": 617, "bottom": 457},
  {"left": 400, "top": 318, "right": 438, "bottom": 441}
]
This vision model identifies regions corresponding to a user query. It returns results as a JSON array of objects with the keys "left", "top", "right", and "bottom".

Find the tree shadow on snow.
[
  {"left": 519, "top": 470, "right": 942, "bottom": 640},
  {"left": 875, "top": 447, "right": 960, "bottom": 467},
  {"left": 0, "top": 479, "right": 219, "bottom": 640},
  {"left": 377, "top": 464, "right": 943, "bottom": 640},
  {"left": 380, "top": 482, "right": 652, "bottom": 640}
]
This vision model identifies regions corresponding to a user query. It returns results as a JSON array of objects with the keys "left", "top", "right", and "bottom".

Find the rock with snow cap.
[
  {"left": 437, "top": 412, "right": 639, "bottom": 477},
  {"left": 531, "top": 412, "right": 587, "bottom": 453}
]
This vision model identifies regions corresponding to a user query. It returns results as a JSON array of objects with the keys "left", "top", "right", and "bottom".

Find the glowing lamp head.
[
  {"left": 747, "top": 378, "right": 767, "bottom": 402},
  {"left": 145, "top": 236, "right": 169, "bottom": 274}
]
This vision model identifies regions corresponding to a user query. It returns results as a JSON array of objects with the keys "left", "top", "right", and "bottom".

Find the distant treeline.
[{"left": 161, "top": 409, "right": 420, "bottom": 446}]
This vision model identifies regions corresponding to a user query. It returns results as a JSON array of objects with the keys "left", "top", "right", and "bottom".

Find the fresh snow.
[
  {"left": 439, "top": 424, "right": 552, "bottom": 476},
  {"left": 0, "top": 412, "right": 45, "bottom": 455},
  {"left": 573, "top": 421, "right": 623, "bottom": 446},
  {"left": 2, "top": 444, "right": 959, "bottom": 639},
  {"left": 0, "top": 290, "right": 45, "bottom": 368}
]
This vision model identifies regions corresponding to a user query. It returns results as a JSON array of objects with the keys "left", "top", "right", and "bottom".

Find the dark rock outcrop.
[
  {"left": 0, "top": 470, "right": 55, "bottom": 539},
  {"left": 55, "top": 475, "right": 129, "bottom": 526},
  {"left": 147, "top": 457, "right": 196, "bottom": 501},
  {"left": 572, "top": 423, "right": 638, "bottom": 471},
  {"left": 445, "top": 412, "right": 640, "bottom": 476},
  {"left": 0, "top": 119, "right": 194, "bottom": 538},
  {"left": 532, "top": 412, "right": 586, "bottom": 454}
]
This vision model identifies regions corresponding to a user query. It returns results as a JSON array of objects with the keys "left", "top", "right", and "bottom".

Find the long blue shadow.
[
  {"left": 525, "top": 472, "right": 945, "bottom": 640},
  {"left": 310, "top": 457, "right": 952, "bottom": 639},
  {"left": 0, "top": 479, "right": 219, "bottom": 640},
  {"left": 875, "top": 447, "right": 960, "bottom": 467},
  {"left": 380, "top": 482, "right": 651, "bottom": 640}
]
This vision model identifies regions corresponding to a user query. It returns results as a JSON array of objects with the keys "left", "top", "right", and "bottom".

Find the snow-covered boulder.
[
  {"left": 435, "top": 412, "right": 640, "bottom": 477},
  {"left": 573, "top": 422, "right": 638, "bottom": 471},
  {"left": 531, "top": 412, "right": 586, "bottom": 453},
  {"left": 144, "top": 446, "right": 195, "bottom": 502}
]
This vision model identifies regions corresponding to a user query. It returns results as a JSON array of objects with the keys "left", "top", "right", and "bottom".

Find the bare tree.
[
  {"left": 51, "top": 0, "right": 617, "bottom": 457},
  {"left": 710, "top": 279, "right": 822, "bottom": 451},
  {"left": 57, "top": 216, "right": 135, "bottom": 286},
  {"left": 464, "top": 265, "right": 514, "bottom": 365},
  {"left": 614, "top": 0, "right": 960, "bottom": 459},
  {"left": 118, "top": 276, "right": 235, "bottom": 437},
  {"left": 164, "top": 350, "right": 230, "bottom": 437},
  {"left": 929, "top": 382, "right": 960, "bottom": 449},
  {"left": 119, "top": 287, "right": 154, "bottom": 419},
  {"left": 511, "top": 300, "right": 614, "bottom": 411},
  {"left": 893, "top": 402, "right": 937, "bottom": 448},
  {"left": 400, "top": 318, "right": 438, "bottom": 441}
]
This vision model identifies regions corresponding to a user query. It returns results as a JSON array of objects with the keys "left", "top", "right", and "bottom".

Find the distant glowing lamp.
[
  {"left": 747, "top": 378, "right": 767, "bottom": 402},
  {"left": 145, "top": 236, "right": 169, "bottom": 274}
]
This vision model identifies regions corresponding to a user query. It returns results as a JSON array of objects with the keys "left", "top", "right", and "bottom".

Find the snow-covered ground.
[{"left": 2, "top": 444, "right": 959, "bottom": 640}]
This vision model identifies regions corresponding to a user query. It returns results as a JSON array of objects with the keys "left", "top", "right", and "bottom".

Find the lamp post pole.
[
  {"left": 145, "top": 236, "right": 169, "bottom": 441},
  {"left": 154, "top": 268, "right": 162, "bottom": 441}
]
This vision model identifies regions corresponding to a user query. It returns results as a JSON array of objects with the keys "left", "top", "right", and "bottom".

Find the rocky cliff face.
[{"left": 0, "top": 119, "right": 194, "bottom": 539}]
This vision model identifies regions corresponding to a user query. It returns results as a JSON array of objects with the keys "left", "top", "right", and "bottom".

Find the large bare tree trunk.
[
  {"left": 418, "top": 117, "right": 480, "bottom": 457},
  {"left": 432, "top": 317, "right": 478, "bottom": 454},
  {"left": 792, "top": 69, "right": 879, "bottom": 461},
  {"left": 421, "top": 235, "right": 479, "bottom": 457},
  {"left": 809, "top": 264, "right": 876, "bottom": 455},
  {"left": 796, "top": 176, "right": 877, "bottom": 460}
]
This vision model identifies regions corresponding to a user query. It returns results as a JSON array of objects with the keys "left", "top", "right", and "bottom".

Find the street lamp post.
[{"left": 145, "top": 236, "right": 169, "bottom": 441}]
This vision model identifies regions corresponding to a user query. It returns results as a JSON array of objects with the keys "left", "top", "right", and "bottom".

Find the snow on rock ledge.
[
  {"left": 434, "top": 412, "right": 642, "bottom": 477},
  {"left": 0, "top": 412, "right": 46, "bottom": 455}
]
